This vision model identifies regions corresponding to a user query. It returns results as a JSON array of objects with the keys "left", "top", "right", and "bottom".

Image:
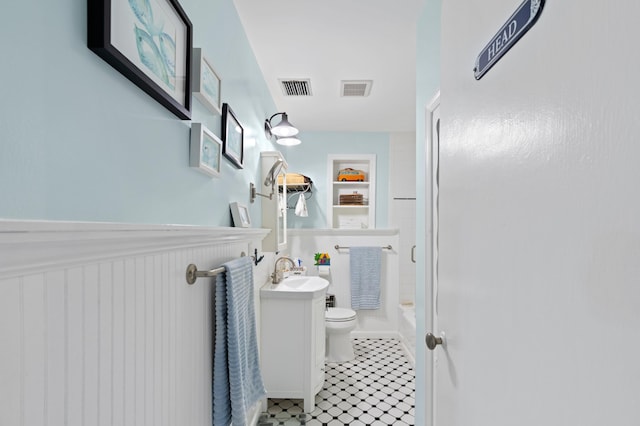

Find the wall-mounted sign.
[{"left": 474, "top": 0, "right": 545, "bottom": 80}]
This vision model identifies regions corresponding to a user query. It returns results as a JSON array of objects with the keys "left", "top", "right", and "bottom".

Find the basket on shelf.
[{"left": 339, "top": 193, "right": 364, "bottom": 205}]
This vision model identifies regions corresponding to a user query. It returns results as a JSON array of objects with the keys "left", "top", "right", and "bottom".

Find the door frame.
[{"left": 424, "top": 91, "right": 440, "bottom": 426}]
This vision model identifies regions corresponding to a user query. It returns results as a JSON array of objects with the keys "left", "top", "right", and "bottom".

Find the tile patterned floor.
[{"left": 259, "top": 338, "right": 415, "bottom": 425}]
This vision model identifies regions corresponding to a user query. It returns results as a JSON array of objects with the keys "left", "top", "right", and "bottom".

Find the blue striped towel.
[
  {"left": 213, "top": 256, "right": 266, "bottom": 426},
  {"left": 349, "top": 246, "right": 382, "bottom": 310}
]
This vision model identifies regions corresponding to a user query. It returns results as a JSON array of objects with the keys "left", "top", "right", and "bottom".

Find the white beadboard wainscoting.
[
  {"left": 0, "top": 220, "right": 271, "bottom": 426},
  {"left": 287, "top": 228, "right": 400, "bottom": 337}
]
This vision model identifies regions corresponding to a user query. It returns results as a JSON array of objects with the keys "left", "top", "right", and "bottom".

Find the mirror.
[{"left": 259, "top": 152, "right": 288, "bottom": 252}]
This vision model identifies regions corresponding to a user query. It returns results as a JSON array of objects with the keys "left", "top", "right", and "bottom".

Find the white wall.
[
  {"left": 287, "top": 229, "right": 399, "bottom": 336},
  {"left": 0, "top": 221, "right": 270, "bottom": 426},
  {"left": 435, "top": 0, "right": 640, "bottom": 424},
  {"left": 389, "top": 132, "right": 417, "bottom": 304}
]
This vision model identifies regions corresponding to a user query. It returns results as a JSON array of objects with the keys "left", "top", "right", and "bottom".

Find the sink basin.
[{"left": 261, "top": 275, "right": 329, "bottom": 299}]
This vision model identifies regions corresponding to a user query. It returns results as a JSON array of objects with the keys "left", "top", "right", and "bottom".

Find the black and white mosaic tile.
[{"left": 259, "top": 338, "right": 415, "bottom": 426}]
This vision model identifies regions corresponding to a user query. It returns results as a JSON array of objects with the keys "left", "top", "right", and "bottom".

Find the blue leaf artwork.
[
  {"left": 202, "top": 137, "right": 219, "bottom": 171},
  {"left": 158, "top": 32, "right": 176, "bottom": 78},
  {"left": 202, "top": 65, "right": 219, "bottom": 105},
  {"left": 134, "top": 26, "right": 172, "bottom": 88},
  {"left": 128, "top": 0, "right": 155, "bottom": 33},
  {"left": 129, "top": 0, "right": 176, "bottom": 90}
]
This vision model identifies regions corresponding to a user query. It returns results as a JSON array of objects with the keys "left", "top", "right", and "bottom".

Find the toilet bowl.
[{"left": 325, "top": 307, "right": 357, "bottom": 363}]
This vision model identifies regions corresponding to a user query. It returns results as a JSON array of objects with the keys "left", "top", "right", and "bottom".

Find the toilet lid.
[{"left": 326, "top": 307, "right": 356, "bottom": 322}]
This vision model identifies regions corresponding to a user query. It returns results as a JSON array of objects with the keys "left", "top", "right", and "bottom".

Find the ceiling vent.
[
  {"left": 279, "top": 79, "right": 313, "bottom": 96},
  {"left": 341, "top": 80, "right": 373, "bottom": 97}
]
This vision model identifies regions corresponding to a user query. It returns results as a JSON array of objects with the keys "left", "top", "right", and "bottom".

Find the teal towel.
[
  {"left": 350, "top": 246, "right": 382, "bottom": 310},
  {"left": 213, "top": 256, "right": 266, "bottom": 425}
]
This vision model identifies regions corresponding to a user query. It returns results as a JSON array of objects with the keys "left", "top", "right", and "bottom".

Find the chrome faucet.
[{"left": 271, "top": 256, "right": 296, "bottom": 284}]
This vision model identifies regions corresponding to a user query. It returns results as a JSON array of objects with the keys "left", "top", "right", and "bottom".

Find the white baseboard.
[{"left": 351, "top": 330, "right": 400, "bottom": 339}]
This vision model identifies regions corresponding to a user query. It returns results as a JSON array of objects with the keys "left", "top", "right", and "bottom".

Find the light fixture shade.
[
  {"left": 276, "top": 136, "right": 302, "bottom": 146},
  {"left": 271, "top": 113, "right": 299, "bottom": 137}
]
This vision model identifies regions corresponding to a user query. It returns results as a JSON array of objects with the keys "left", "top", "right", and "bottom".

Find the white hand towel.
[
  {"left": 295, "top": 193, "right": 308, "bottom": 217},
  {"left": 350, "top": 246, "right": 382, "bottom": 310}
]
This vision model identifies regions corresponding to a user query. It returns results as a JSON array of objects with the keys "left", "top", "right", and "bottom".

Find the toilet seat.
[{"left": 326, "top": 307, "right": 356, "bottom": 322}]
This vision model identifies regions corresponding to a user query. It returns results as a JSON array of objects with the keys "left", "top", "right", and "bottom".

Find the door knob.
[{"left": 425, "top": 333, "right": 443, "bottom": 350}]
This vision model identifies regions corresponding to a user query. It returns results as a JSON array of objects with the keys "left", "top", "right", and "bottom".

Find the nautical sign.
[{"left": 474, "top": 0, "right": 545, "bottom": 80}]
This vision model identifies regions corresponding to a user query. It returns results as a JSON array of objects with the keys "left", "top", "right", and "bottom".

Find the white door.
[{"left": 430, "top": 2, "right": 640, "bottom": 424}]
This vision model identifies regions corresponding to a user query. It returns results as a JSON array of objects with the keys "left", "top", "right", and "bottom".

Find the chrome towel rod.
[
  {"left": 186, "top": 264, "right": 225, "bottom": 285},
  {"left": 186, "top": 252, "right": 250, "bottom": 285},
  {"left": 334, "top": 244, "right": 392, "bottom": 251}
]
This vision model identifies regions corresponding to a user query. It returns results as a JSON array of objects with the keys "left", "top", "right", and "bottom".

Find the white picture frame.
[
  {"left": 190, "top": 123, "right": 221, "bottom": 177},
  {"left": 230, "top": 202, "right": 251, "bottom": 228},
  {"left": 191, "top": 48, "right": 222, "bottom": 115}
]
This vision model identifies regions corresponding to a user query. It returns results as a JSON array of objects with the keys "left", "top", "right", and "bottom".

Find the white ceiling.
[{"left": 233, "top": 0, "right": 424, "bottom": 134}]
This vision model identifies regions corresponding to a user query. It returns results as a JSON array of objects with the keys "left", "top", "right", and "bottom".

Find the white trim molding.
[{"left": 0, "top": 220, "right": 270, "bottom": 279}]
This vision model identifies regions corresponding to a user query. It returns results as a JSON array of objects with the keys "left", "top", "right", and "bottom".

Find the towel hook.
[{"left": 253, "top": 248, "right": 264, "bottom": 265}]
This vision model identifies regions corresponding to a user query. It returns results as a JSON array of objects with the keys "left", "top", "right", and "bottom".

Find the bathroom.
[
  {"left": 0, "top": 0, "right": 425, "bottom": 425},
  {"left": 284, "top": 131, "right": 418, "bottom": 361}
]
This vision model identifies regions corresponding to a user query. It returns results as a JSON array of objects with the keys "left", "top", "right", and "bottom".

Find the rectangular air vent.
[
  {"left": 279, "top": 79, "right": 312, "bottom": 96},
  {"left": 341, "top": 80, "right": 373, "bottom": 97}
]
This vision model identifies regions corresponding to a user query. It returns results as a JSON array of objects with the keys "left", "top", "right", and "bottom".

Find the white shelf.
[
  {"left": 327, "top": 154, "right": 376, "bottom": 229},
  {"left": 332, "top": 181, "right": 369, "bottom": 185}
]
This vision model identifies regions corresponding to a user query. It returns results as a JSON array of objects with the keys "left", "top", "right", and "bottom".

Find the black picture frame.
[
  {"left": 87, "top": 0, "right": 193, "bottom": 120},
  {"left": 221, "top": 103, "right": 244, "bottom": 169}
]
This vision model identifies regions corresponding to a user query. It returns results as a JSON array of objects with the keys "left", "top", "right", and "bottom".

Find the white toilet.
[{"left": 325, "top": 307, "right": 358, "bottom": 363}]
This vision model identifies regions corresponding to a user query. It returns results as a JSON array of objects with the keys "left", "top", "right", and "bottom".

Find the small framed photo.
[
  {"left": 222, "top": 103, "right": 244, "bottom": 169},
  {"left": 192, "top": 48, "right": 222, "bottom": 115},
  {"left": 230, "top": 202, "right": 251, "bottom": 228},
  {"left": 190, "top": 123, "right": 221, "bottom": 177}
]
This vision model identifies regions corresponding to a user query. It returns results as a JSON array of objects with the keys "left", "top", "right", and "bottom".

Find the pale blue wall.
[
  {"left": 0, "top": 0, "right": 393, "bottom": 231},
  {"left": 279, "top": 131, "right": 390, "bottom": 229},
  {"left": 0, "top": 0, "right": 278, "bottom": 226},
  {"left": 415, "top": 0, "right": 442, "bottom": 424}
]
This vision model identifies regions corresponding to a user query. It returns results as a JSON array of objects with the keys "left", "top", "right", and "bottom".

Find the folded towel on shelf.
[
  {"left": 349, "top": 246, "right": 382, "bottom": 310},
  {"left": 278, "top": 172, "right": 310, "bottom": 185},
  {"left": 213, "top": 256, "right": 266, "bottom": 426}
]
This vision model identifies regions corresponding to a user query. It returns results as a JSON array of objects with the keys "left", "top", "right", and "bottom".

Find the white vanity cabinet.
[
  {"left": 260, "top": 289, "right": 326, "bottom": 412},
  {"left": 260, "top": 151, "right": 288, "bottom": 252}
]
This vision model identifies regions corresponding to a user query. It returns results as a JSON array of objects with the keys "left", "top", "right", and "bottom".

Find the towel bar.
[
  {"left": 334, "top": 244, "right": 392, "bottom": 251},
  {"left": 186, "top": 252, "right": 251, "bottom": 284},
  {"left": 186, "top": 264, "right": 225, "bottom": 285}
]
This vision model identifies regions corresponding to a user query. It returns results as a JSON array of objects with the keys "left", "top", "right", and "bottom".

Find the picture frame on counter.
[{"left": 230, "top": 202, "right": 251, "bottom": 227}]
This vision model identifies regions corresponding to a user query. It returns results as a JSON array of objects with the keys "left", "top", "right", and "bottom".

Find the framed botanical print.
[
  {"left": 192, "top": 48, "right": 222, "bottom": 115},
  {"left": 221, "top": 103, "right": 244, "bottom": 169},
  {"left": 190, "top": 123, "right": 221, "bottom": 177}
]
